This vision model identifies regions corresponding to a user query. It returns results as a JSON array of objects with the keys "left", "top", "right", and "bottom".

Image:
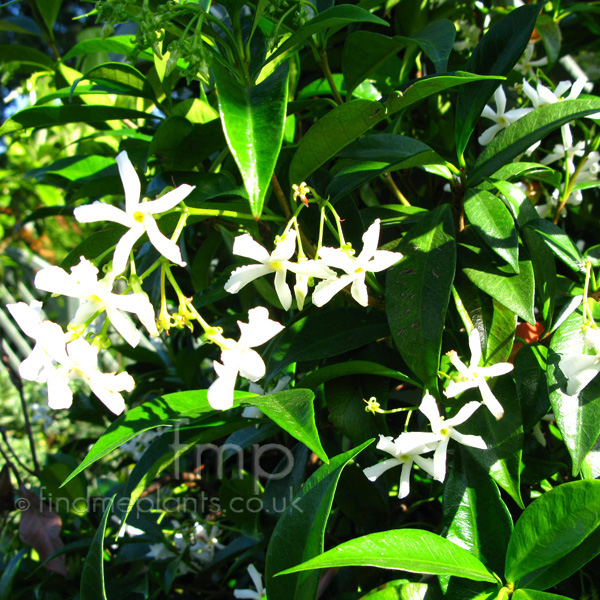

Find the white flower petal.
[
  {"left": 237, "top": 348, "right": 266, "bottom": 382},
  {"left": 366, "top": 249, "right": 402, "bottom": 273},
  {"left": 288, "top": 259, "right": 336, "bottom": 280},
  {"left": 116, "top": 150, "right": 141, "bottom": 215},
  {"left": 359, "top": 219, "right": 381, "bottom": 263},
  {"left": 468, "top": 329, "right": 482, "bottom": 368},
  {"left": 481, "top": 105, "right": 498, "bottom": 121},
  {"left": 238, "top": 306, "right": 284, "bottom": 348},
  {"left": 433, "top": 437, "right": 450, "bottom": 482},
  {"left": 412, "top": 454, "right": 436, "bottom": 479},
  {"left": 398, "top": 460, "right": 413, "bottom": 499},
  {"left": 317, "top": 247, "right": 356, "bottom": 274},
  {"left": 350, "top": 275, "right": 369, "bottom": 307},
  {"left": 478, "top": 124, "right": 503, "bottom": 146},
  {"left": 35, "top": 266, "right": 87, "bottom": 298},
  {"left": 144, "top": 216, "right": 186, "bottom": 266},
  {"left": 6, "top": 301, "right": 43, "bottom": 339},
  {"left": 560, "top": 354, "right": 600, "bottom": 396},
  {"left": 111, "top": 292, "right": 158, "bottom": 337},
  {"left": 477, "top": 362, "right": 514, "bottom": 377},
  {"left": 247, "top": 564, "right": 264, "bottom": 598},
  {"left": 478, "top": 379, "right": 505, "bottom": 420},
  {"left": 444, "top": 379, "right": 478, "bottom": 398},
  {"left": 271, "top": 230, "right": 297, "bottom": 262},
  {"left": 19, "top": 347, "right": 51, "bottom": 383},
  {"left": 446, "top": 401, "right": 482, "bottom": 427},
  {"left": 144, "top": 184, "right": 195, "bottom": 214},
  {"left": 450, "top": 430, "right": 487, "bottom": 449},
  {"left": 208, "top": 361, "right": 238, "bottom": 410},
  {"left": 225, "top": 264, "right": 274, "bottom": 294},
  {"left": 89, "top": 373, "right": 131, "bottom": 414},
  {"left": 312, "top": 275, "right": 352, "bottom": 307},
  {"left": 376, "top": 434, "right": 397, "bottom": 455},
  {"left": 363, "top": 457, "right": 400, "bottom": 482},
  {"left": 494, "top": 86, "right": 506, "bottom": 115},
  {"left": 274, "top": 268, "right": 292, "bottom": 310},
  {"left": 419, "top": 392, "right": 442, "bottom": 430},
  {"left": 46, "top": 368, "right": 74, "bottom": 410},
  {"left": 105, "top": 305, "right": 141, "bottom": 347},
  {"left": 232, "top": 234, "right": 270, "bottom": 263},
  {"left": 112, "top": 225, "right": 144, "bottom": 276},
  {"left": 74, "top": 202, "right": 133, "bottom": 228}
]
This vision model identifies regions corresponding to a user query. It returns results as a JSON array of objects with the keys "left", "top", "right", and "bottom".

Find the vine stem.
[{"left": 317, "top": 50, "right": 344, "bottom": 106}]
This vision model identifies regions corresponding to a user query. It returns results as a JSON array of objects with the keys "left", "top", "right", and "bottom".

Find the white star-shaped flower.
[
  {"left": 234, "top": 564, "right": 266, "bottom": 600},
  {"left": 73, "top": 151, "right": 195, "bottom": 276},
  {"left": 514, "top": 42, "right": 548, "bottom": 79},
  {"left": 225, "top": 231, "right": 334, "bottom": 310},
  {"left": 444, "top": 329, "right": 514, "bottom": 420},
  {"left": 207, "top": 307, "right": 284, "bottom": 411},
  {"left": 362, "top": 432, "right": 439, "bottom": 499},
  {"left": 34, "top": 256, "right": 158, "bottom": 347},
  {"left": 312, "top": 219, "right": 402, "bottom": 307},
  {"left": 522, "top": 76, "right": 592, "bottom": 110},
  {"left": 478, "top": 86, "right": 532, "bottom": 146},
  {"left": 419, "top": 392, "right": 487, "bottom": 483},
  {"left": 559, "top": 326, "right": 600, "bottom": 396},
  {"left": 6, "top": 302, "right": 134, "bottom": 414}
]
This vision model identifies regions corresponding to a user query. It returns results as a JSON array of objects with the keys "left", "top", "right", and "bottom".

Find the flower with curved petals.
[
  {"left": 207, "top": 307, "right": 284, "bottom": 411},
  {"left": 73, "top": 151, "right": 195, "bottom": 276},
  {"left": 478, "top": 86, "right": 532, "bottom": 146},
  {"left": 34, "top": 256, "right": 158, "bottom": 347},
  {"left": 312, "top": 219, "right": 402, "bottom": 307},
  {"left": 559, "top": 326, "right": 600, "bottom": 396},
  {"left": 514, "top": 42, "right": 548, "bottom": 79},
  {"left": 444, "top": 329, "right": 514, "bottom": 420},
  {"left": 234, "top": 564, "right": 266, "bottom": 600},
  {"left": 6, "top": 301, "right": 134, "bottom": 413},
  {"left": 419, "top": 392, "right": 487, "bottom": 483},
  {"left": 225, "top": 231, "right": 334, "bottom": 310},
  {"left": 363, "top": 432, "right": 439, "bottom": 499}
]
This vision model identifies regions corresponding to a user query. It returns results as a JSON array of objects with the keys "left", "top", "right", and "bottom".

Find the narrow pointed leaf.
[
  {"left": 277, "top": 529, "right": 497, "bottom": 583},
  {"left": 265, "top": 440, "right": 373, "bottom": 600},
  {"left": 524, "top": 219, "right": 585, "bottom": 273},
  {"left": 214, "top": 62, "right": 289, "bottom": 218},
  {"left": 80, "top": 495, "right": 114, "bottom": 600},
  {"left": 387, "top": 205, "right": 455, "bottom": 389}
]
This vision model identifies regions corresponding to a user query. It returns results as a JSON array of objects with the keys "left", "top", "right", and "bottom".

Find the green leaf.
[
  {"left": 443, "top": 449, "right": 513, "bottom": 575},
  {"left": 277, "top": 529, "right": 497, "bottom": 583},
  {"left": 35, "top": 0, "right": 62, "bottom": 34},
  {"left": 505, "top": 480, "right": 600, "bottom": 584},
  {"left": 62, "top": 389, "right": 327, "bottom": 486},
  {"left": 267, "top": 308, "right": 390, "bottom": 379},
  {"left": 213, "top": 62, "right": 289, "bottom": 218},
  {"left": 460, "top": 377, "right": 524, "bottom": 507},
  {"left": 387, "top": 205, "right": 456, "bottom": 389},
  {"left": 0, "top": 44, "right": 53, "bottom": 70},
  {"left": 513, "top": 591, "right": 573, "bottom": 600},
  {"left": 464, "top": 188, "right": 519, "bottom": 272},
  {"left": 460, "top": 244, "right": 536, "bottom": 325},
  {"left": 63, "top": 36, "right": 152, "bottom": 61},
  {"left": 289, "top": 73, "right": 501, "bottom": 183},
  {"left": 300, "top": 360, "right": 417, "bottom": 390},
  {"left": 536, "top": 14, "right": 561, "bottom": 67},
  {"left": 455, "top": 3, "right": 543, "bottom": 159},
  {"left": 327, "top": 135, "right": 444, "bottom": 200},
  {"left": 0, "top": 105, "right": 155, "bottom": 136},
  {"left": 360, "top": 580, "right": 441, "bottom": 600},
  {"left": 78, "top": 62, "right": 156, "bottom": 100},
  {"left": 265, "top": 440, "right": 373, "bottom": 600},
  {"left": 469, "top": 98, "right": 600, "bottom": 187},
  {"left": 524, "top": 219, "right": 585, "bottom": 274},
  {"left": 28, "top": 155, "right": 116, "bottom": 183},
  {"left": 342, "top": 20, "right": 455, "bottom": 95},
  {"left": 546, "top": 309, "right": 600, "bottom": 474},
  {"left": 0, "top": 549, "right": 28, "bottom": 600},
  {"left": 80, "top": 495, "right": 114, "bottom": 600},
  {"left": 514, "top": 344, "right": 551, "bottom": 432},
  {"left": 0, "top": 17, "right": 42, "bottom": 36},
  {"left": 491, "top": 180, "right": 540, "bottom": 228},
  {"left": 269, "top": 5, "right": 388, "bottom": 62}
]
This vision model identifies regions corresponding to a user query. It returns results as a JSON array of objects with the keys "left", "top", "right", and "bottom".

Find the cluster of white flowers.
[{"left": 364, "top": 329, "right": 514, "bottom": 498}]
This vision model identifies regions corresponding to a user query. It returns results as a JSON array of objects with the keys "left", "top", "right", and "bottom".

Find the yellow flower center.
[
  {"left": 133, "top": 211, "right": 145, "bottom": 223},
  {"left": 270, "top": 261, "right": 283, "bottom": 270}
]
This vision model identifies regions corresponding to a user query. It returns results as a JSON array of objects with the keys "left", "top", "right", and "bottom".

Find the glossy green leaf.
[
  {"left": 28, "top": 155, "right": 115, "bottom": 183},
  {"left": 460, "top": 377, "right": 524, "bottom": 507},
  {"left": 464, "top": 188, "right": 519, "bottom": 272},
  {"left": 269, "top": 5, "right": 388, "bottom": 62},
  {"left": 491, "top": 180, "right": 540, "bottom": 228},
  {"left": 289, "top": 73, "right": 501, "bottom": 183},
  {"left": 546, "top": 309, "right": 600, "bottom": 474},
  {"left": 278, "top": 529, "right": 497, "bottom": 582},
  {"left": 63, "top": 36, "right": 153, "bottom": 61},
  {"left": 62, "top": 389, "right": 327, "bottom": 486},
  {"left": 469, "top": 98, "right": 600, "bottom": 187},
  {"left": 265, "top": 440, "right": 373, "bottom": 600},
  {"left": 0, "top": 105, "right": 155, "bottom": 136},
  {"left": 0, "top": 44, "right": 53, "bottom": 70},
  {"left": 35, "top": 0, "right": 62, "bottom": 33},
  {"left": 505, "top": 480, "right": 600, "bottom": 584},
  {"left": 80, "top": 495, "right": 114, "bottom": 600},
  {"left": 513, "top": 591, "right": 572, "bottom": 600},
  {"left": 455, "top": 3, "right": 542, "bottom": 159},
  {"left": 360, "top": 580, "right": 441, "bottom": 600},
  {"left": 342, "top": 20, "right": 455, "bottom": 94},
  {"left": 300, "top": 360, "right": 417, "bottom": 390},
  {"left": 214, "top": 62, "right": 289, "bottom": 218},
  {"left": 460, "top": 244, "right": 536, "bottom": 324},
  {"left": 387, "top": 205, "right": 455, "bottom": 389},
  {"left": 536, "top": 14, "right": 562, "bottom": 66},
  {"left": 514, "top": 344, "right": 551, "bottom": 432},
  {"left": 77, "top": 62, "right": 156, "bottom": 100},
  {"left": 524, "top": 219, "right": 585, "bottom": 274},
  {"left": 267, "top": 308, "right": 390, "bottom": 379},
  {"left": 443, "top": 449, "right": 513, "bottom": 575}
]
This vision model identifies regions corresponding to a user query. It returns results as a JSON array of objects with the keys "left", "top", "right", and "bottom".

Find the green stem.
[
  {"left": 184, "top": 206, "right": 285, "bottom": 222},
  {"left": 316, "top": 47, "right": 344, "bottom": 105}
]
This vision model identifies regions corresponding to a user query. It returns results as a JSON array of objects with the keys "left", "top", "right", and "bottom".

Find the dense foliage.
[{"left": 2, "top": 0, "right": 600, "bottom": 599}]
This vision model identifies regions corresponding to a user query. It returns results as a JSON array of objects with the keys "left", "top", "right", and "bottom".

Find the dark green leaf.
[
  {"left": 80, "top": 495, "right": 114, "bottom": 600},
  {"left": 469, "top": 98, "right": 600, "bottom": 187},
  {"left": 78, "top": 62, "right": 156, "bottom": 100},
  {"left": 460, "top": 244, "right": 536, "bottom": 324},
  {"left": 443, "top": 449, "right": 513, "bottom": 575},
  {"left": 0, "top": 17, "right": 42, "bottom": 36},
  {"left": 514, "top": 344, "right": 550, "bottom": 432},
  {"left": 455, "top": 3, "right": 543, "bottom": 158},
  {"left": 214, "top": 62, "right": 289, "bottom": 218},
  {"left": 513, "top": 591, "right": 573, "bottom": 600},
  {"left": 387, "top": 205, "right": 455, "bottom": 389},
  {"left": 464, "top": 188, "right": 519, "bottom": 272},
  {"left": 0, "top": 549, "right": 27, "bottom": 600},
  {"left": 505, "top": 480, "right": 600, "bottom": 584},
  {"left": 524, "top": 219, "right": 585, "bottom": 274},
  {"left": 35, "top": 0, "right": 62, "bottom": 33},
  {"left": 536, "top": 14, "right": 561, "bottom": 66},
  {"left": 546, "top": 309, "right": 600, "bottom": 474},
  {"left": 0, "top": 105, "right": 156, "bottom": 136},
  {"left": 0, "top": 44, "right": 53, "bottom": 69},
  {"left": 265, "top": 441, "right": 373, "bottom": 600},
  {"left": 277, "top": 529, "right": 497, "bottom": 582}
]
